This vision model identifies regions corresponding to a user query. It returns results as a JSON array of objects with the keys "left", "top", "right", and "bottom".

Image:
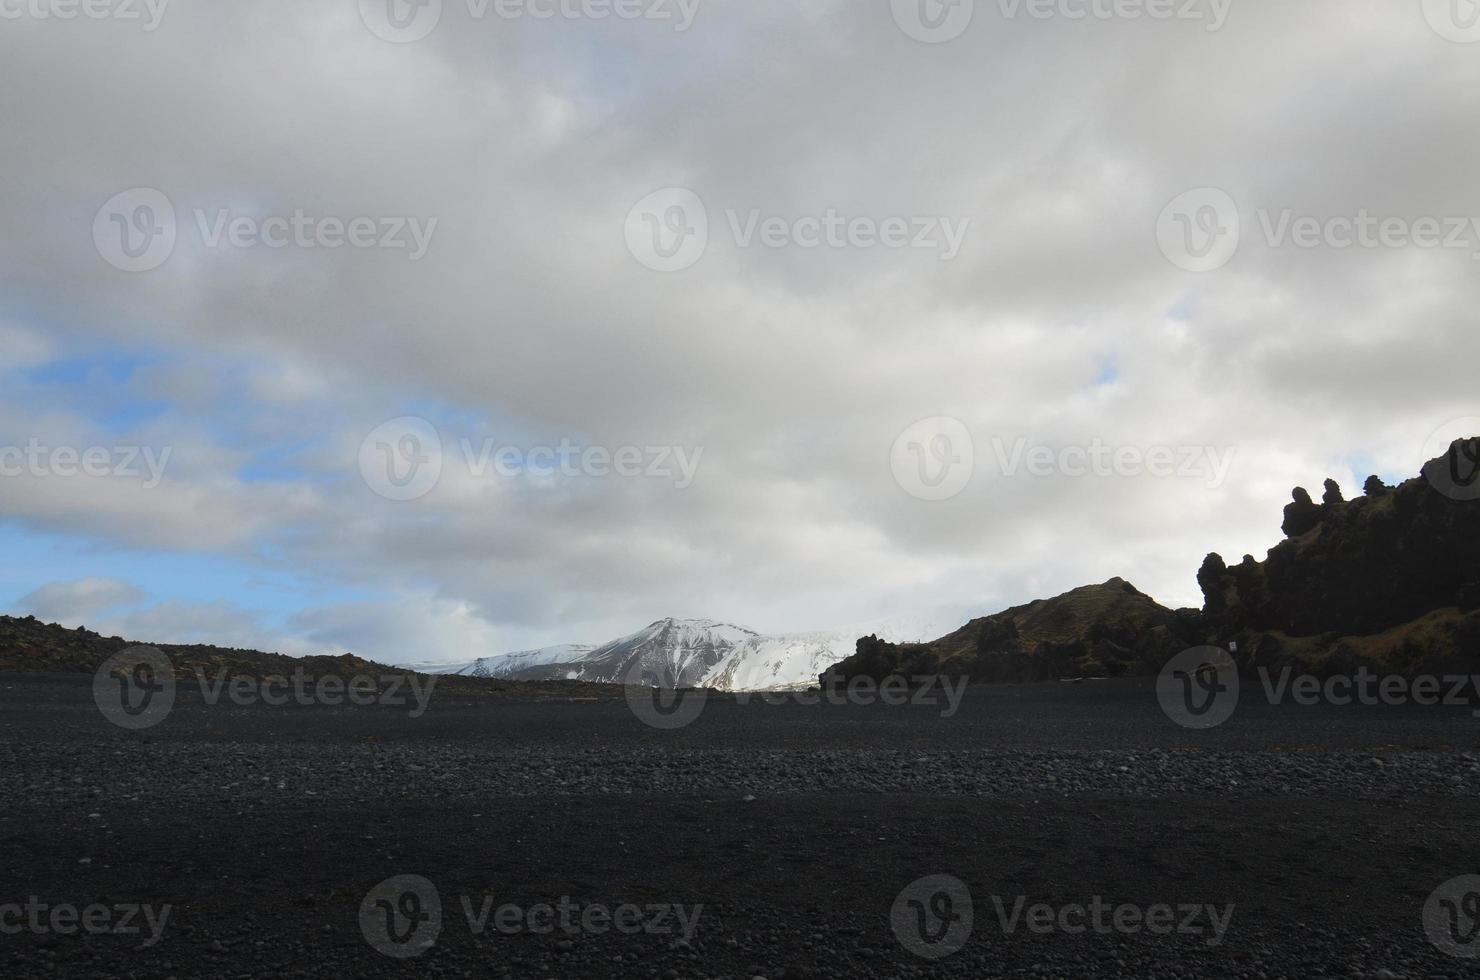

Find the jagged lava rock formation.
[
  {"left": 1198, "top": 437, "right": 1480, "bottom": 674},
  {"left": 827, "top": 437, "right": 1480, "bottom": 683}
]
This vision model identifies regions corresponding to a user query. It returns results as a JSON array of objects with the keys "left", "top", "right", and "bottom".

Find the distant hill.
[
  {"left": 826, "top": 437, "right": 1480, "bottom": 684},
  {"left": 0, "top": 615, "right": 623, "bottom": 700},
  {"left": 824, "top": 578, "right": 1196, "bottom": 684}
]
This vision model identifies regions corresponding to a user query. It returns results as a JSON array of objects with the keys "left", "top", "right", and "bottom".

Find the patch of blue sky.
[{"left": 0, "top": 523, "right": 376, "bottom": 627}]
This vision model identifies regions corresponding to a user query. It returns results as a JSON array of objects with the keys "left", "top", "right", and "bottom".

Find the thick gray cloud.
[{"left": 0, "top": 0, "right": 1476, "bottom": 661}]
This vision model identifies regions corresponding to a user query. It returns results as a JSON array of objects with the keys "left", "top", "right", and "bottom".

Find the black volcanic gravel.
[{"left": 3, "top": 673, "right": 1480, "bottom": 978}]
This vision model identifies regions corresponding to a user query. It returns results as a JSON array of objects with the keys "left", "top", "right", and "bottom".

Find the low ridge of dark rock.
[{"left": 0, "top": 614, "right": 624, "bottom": 700}]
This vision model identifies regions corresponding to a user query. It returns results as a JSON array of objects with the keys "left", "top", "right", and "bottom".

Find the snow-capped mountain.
[
  {"left": 397, "top": 611, "right": 965, "bottom": 691},
  {"left": 403, "top": 644, "right": 597, "bottom": 679}
]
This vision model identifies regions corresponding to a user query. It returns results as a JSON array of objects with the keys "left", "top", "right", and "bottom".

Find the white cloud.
[{"left": 0, "top": 1, "right": 1475, "bottom": 656}]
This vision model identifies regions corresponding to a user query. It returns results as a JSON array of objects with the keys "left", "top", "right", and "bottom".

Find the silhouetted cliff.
[
  {"left": 1198, "top": 437, "right": 1480, "bottom": 675},
  {"left": 827, "top": 438, "right": 1480, "bottom": 683}
]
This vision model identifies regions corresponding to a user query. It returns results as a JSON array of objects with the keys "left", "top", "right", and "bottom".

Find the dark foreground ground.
[{"left": 3, "top": 673, "right": 1480, "bottom": 978}]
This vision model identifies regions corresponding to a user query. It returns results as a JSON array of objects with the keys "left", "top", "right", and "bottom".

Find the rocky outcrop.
[
  {"left": 1281, "top": 486, "right": 1322, "bottom": 538},
  {"left": 1202, "top": 439, "right": 1480, "bottom": 635},
  {"left": 1196, "top": 437, "right": 1480, "bottom": 675},
  {"left": 828, "top": 438, "right": 1480, "bottom": 684}
]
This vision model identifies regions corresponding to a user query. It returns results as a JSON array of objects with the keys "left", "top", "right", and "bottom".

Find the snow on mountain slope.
[
  {"left": 396, "top": 620, "right": 755, "bottom": 687},
  {"left": 397, "top": 611, "right": 966, "bottom": 691},
  {"left": 700, "top": 631, "right": 854, "bottom": 692},
  {"left": 577, "top": 618, "right": 757, "bottom": 687},
  {"left": 402, "top": 644, "right": 596, "bottom": 679},
  {"left": 700, "top": 613, "right": 967, "bottom": 692}
]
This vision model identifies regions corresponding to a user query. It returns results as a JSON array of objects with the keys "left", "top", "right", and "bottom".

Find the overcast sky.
[{"left": 1, "top": 0, "right": 1477, "bottom": 663}]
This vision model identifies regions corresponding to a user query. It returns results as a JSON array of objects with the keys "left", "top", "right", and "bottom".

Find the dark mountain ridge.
[
  {"left": 0, "top": 614, "right": 623, "bottom": 700},
  {"left": 1199, "top": 439, "right": 1480, "bottom": 676},
  {"left": 827, "top": 437, "right": 1480, "bottom": 683}
]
